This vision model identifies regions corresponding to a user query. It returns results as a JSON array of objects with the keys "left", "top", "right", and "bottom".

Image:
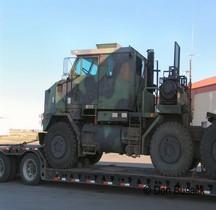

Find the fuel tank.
[{"left": 81, "top": 124, "right": 125, "bottom": 154}]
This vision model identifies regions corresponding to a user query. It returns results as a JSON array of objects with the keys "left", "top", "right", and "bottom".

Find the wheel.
[
  {"left": 87, "top": 152, "right": 103, "bottom": 165},
  {"left": 0, "top": 153, "right": 12, "bottom": 182},
  {"left": 150, "top": 122, "right": 193, "bottom": 176},
  {"left": 44, "top": 122, "right": 77, "bottom": 169},
  {"left": 20, "top": 153, "right": 41, "bottom": 185},
  {"left": 200, "top": 122, "right": 216, "bottom": 178}
]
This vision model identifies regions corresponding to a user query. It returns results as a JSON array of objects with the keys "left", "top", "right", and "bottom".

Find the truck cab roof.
[{"left": 71, "top": 43, "right": 145, "bottom": 60}]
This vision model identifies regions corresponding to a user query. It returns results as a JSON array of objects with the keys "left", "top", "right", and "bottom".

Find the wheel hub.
[
  {"left": 23, "top": 159, "right": 37, "bottom": 181},
  {"left": 160, "top": 136, "right": 181, "bottom": 163},
  {"left": 51, "top": 135, "right": 67, "bottom": 159},
  {"left": 212, "top": 141, "right": 216, "bottom": 161},
  {"left": 27, "top": 161, "right": 35, "bottom": 177}
]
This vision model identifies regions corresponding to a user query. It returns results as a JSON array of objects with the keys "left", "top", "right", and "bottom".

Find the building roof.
[{"left": 192, "top": 76, "right": 216, "bottom": 89}]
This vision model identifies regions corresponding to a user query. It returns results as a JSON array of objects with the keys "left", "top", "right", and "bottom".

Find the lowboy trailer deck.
[{"left": 0, "top": 143, "right": 215, "bottom": 196}]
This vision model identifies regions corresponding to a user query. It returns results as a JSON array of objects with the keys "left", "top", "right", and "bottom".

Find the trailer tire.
[
  {"left": 0, "top": 153, "right": 12, "bottom": 182},
  {"left": 150, "top": 122, "right": 193, "bottom": 176},
  {"left": 200, "top": 122, "right": 216, "bottom": 178},
  {"left": 44, "top": 122, "right": 77, "bottom": 169},
  {"left": 20, "top": 153, "right": 41, "bottom": 185},
  {"left": 87, "top": 152, "right": 103, "bottom": 165}
]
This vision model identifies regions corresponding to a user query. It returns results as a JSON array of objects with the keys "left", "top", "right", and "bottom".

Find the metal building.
[{"left": 192, "top": 76, "right": 216, "bottom": 127}]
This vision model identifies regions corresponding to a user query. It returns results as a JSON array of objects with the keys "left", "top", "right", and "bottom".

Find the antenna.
[
  {"left": 189, "top": 0, "right": 196, "bottom": 86},
  {"left": 187, "top": 1, "right": 196, "bottom": 123}
]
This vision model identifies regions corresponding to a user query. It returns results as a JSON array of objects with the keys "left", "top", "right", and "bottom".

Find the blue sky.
[{"left": 0, "top": 0, "right": 216, "bottom": 129}]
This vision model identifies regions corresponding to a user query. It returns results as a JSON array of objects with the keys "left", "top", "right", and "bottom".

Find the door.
[{"left": 71, "top": 56, "right": 99, "bottom": 106}]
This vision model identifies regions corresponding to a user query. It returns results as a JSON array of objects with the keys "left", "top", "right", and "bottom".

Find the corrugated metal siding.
[{"left": 192, "top": 90, "right": 216, "bottom": 126}]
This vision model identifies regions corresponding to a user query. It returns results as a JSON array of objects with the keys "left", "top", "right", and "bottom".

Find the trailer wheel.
[
  {"left": 20, "top": 153, "right": 41, "bottom": 185},
  {"left": 87, "top": 152, "right": 103, "bottom": 165},
  {"left": 200, "top": 122, "right": 216, "bottom": 178},
  {"left": 44, "top": 122, "right": 77, "bottom": 169},
  {"left": 150, "top": 122, "right": 193, "bottom": 176},
  {"left": 0, "top": 153, "right": 12, "bottom": 182}
]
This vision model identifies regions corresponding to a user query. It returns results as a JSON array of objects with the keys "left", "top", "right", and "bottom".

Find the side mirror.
[{"left": 63, "top": 58, "right": 69, "bottom": 76}]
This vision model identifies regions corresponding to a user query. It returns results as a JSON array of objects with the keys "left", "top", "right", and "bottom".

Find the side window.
[
  {"left": 107, "top": 55, "right": 113, "bottom": 77},
  {"left": 82, "top": 57, "right": 98, "bottom": 75},
  {"left": 73, "top": 57, "right": 98, "bottom": 76},
  {"left": 136, "top": 56, "right": 142, "bottom": 76},
  {"left": 75, "top": 58, "right": 81, "bottom": 75},
  {"left": 141, "top": 60, "right": 145, "bottom": 78},
  {"left": 136, "top": 55, "right": 145, "bottom": 78}
]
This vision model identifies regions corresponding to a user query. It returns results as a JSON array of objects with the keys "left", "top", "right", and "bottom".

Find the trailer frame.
[{"left": 0, "top": 143, "right": 215, "bottom": 196}]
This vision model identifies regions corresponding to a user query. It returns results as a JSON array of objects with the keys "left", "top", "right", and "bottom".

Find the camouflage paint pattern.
[
  {"left": 42, "top": 43, "right": 191, "bottom": 156},
  {"left": 81, "top": 124, "right": 125, "bottom": 153}
]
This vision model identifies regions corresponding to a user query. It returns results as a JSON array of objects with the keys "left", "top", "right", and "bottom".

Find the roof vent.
[{"left": 96, "top": 43, "right": 121, "bottom": 49}]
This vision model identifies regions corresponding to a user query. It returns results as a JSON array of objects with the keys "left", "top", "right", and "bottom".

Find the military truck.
[
  {"left": 38, "top": 42, "right": 198, "bottom": 177},
  {"left": 1, "top": 42, "right": 216, "bottom": 196}
]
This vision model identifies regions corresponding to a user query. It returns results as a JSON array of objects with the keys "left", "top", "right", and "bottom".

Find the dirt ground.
[
  {"left": 0, "top": 129, "right": 39, "bottom": 144},
  {"left": 0, "top": 130, "right": 152, "bottom": 164}
]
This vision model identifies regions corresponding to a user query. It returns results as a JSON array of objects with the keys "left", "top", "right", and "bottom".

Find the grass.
[{"left": 0, "top": 129, "right": 39, "bottom": 144}]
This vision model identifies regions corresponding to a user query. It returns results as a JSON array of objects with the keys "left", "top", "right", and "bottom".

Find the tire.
[
  {"left": 87, "top": 152, "right": 103, "bottom": 165},
  {"left": 44, "top": 122, "right": 77, "bottom": 169},
  {"left": 200, "top": 122, "right": 216, "bottom": 178},
  {"left": 0, "top": 153, "right": 12, "bottom": 182},
  {"left": 20, "top": 153, "right": 41, "bottom": 185},
  {"left": 150, "top": 122, "right": 193, "bottom": 177}
]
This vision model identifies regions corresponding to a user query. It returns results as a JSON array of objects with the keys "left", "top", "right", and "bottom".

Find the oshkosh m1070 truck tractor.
[{"left": 39, "top": 42, "right": 199, "bottom": 177}]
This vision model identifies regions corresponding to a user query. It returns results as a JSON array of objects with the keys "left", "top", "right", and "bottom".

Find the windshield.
[{"left": 73, "top": 57, "right": 98, "bottom": 76}]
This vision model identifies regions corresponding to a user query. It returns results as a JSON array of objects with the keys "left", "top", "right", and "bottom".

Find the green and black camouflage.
[{"left": 40, "top": 42, "right": 192, "bottom": 176}]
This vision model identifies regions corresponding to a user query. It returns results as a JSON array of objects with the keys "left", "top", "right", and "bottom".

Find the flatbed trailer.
[{"left": 0, "top": 143, "right": 215, "bottom": 197}]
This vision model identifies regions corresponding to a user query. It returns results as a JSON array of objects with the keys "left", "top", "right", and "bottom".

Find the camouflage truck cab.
[
  {"left": 41, "top": 42, "right": 193, "bottom": 177},
  {"left": 69, "top": 44, "right": 151, "bottom": 120},
  {"left": 43, "top": 44, "right": 151, "bottom": 124}
]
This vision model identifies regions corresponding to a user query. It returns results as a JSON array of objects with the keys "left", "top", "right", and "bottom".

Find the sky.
[{"left": 0, "top": 0, "right": 216, "bottom": 129}]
